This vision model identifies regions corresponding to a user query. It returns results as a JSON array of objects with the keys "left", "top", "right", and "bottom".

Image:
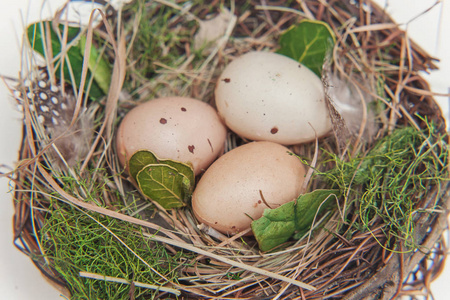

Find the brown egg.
[
  {"left": 116, "top": 97, "right": 227, "bottom": 175},
  {"left": 192, "top": 141, "right": 306, "bottom": 235}
]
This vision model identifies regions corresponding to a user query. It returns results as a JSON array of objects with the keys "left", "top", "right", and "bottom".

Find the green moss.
[
  {"left": 40, "top": 203, "right": 190, "bottom": 299},
  {"left": 122, "top": 0, "right": 211, "bottom": 97},
  {"left": 320, "top": 121, "right": 448, "bottom": 251}
]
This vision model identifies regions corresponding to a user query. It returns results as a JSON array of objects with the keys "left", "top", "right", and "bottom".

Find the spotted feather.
[{"left": 14, "top": 69, "right": 95, "bottom": 169}]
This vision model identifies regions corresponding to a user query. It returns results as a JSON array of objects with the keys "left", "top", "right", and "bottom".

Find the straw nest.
[{"left": 4, "top": 0, "right": 449, "bottom": 299}]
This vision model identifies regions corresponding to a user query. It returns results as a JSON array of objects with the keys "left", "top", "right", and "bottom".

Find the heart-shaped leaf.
[
  {"left": 129, "top": 150, "right": 195, "bottom": 209},
  {"left": 277, "top": 19, "right": 335, "bottom": 76},
  {"left": 129, "top": 150, "right": 194, "bottom": 187},
  {"left": 129, "top": 150, "right": 159, "bottom": 180},
  {"left": 160, "top": 159, "right": 194, "bottom": 191},
  {"left": 136, "top": 164, "right": 187, "bottom": 209}
]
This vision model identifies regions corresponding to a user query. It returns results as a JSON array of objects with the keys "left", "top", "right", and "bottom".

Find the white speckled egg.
[
  {"left": 215, "top": 51, "right": 332, "bottom": 145},
  {"left": 116, "top": 97, "right": 227, "bottom": 175},
  {"left": 192, "top": 141, "right": 306, "bottom": 235}
]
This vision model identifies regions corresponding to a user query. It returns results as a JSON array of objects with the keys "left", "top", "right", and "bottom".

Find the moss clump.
[
  {"left": 40, "top": 203, "right": 190, "bottom": 299},
  {"left": 321, "top": 122, "right": 448, "bottom": 251}
]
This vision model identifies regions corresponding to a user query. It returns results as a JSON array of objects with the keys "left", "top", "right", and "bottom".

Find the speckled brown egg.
[
  {"left": 192, "top": 141, "right": 306, "bottom": 235},
  {"left": 116, "top": 97, "right": 227, "bottom": 175}
]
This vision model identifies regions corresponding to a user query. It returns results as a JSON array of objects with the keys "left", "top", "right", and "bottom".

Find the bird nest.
[{"left": 4, "top": 0, "right": 449, "bottom": 299}]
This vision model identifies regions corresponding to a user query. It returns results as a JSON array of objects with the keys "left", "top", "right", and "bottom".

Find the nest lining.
[{"left": 5, "top": 0, "right": 450, "bottom": 299}]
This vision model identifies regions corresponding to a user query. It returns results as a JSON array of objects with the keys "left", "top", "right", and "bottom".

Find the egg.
[
  {"left": 215, "top": 51, "right": 332, "bottom": 145},
  {"left": 192, "top": 141, "right": 306, "bottom": 235},
  {"left": 116, "top": 97, "right": 227, "bottom": 175}
]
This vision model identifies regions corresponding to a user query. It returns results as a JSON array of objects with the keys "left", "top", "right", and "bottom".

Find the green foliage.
[
  {"left": 56, "top": 167, "right": 110, "bottom": 207},
  {"left": 277, "top": 19, "right": 335, "bottom": 76},
  {"left": 40, "top": 203, "right": 189, "bottom": 299},
  {"left": 79, "top": 35, "right": 112, "bottom": 95},
  {"left": 321, "top": 124, "right": 448, "bottom": 250},
  {"left": 137, "top": 164, "right": 189, "bottom": 209},
  {"left": 251, "top": 189, "right": 340, "bottom": 251},
  {"left": 123, "top": 0, "right": 200, "bottom": 92},
  {"left": 27, "top": 21, "right": 111, "bottom": 100},
  {"left": 129, "top": 150, "right": 194, "bottom": 209}
]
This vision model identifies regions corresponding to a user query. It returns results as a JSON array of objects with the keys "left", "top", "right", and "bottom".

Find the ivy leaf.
[
  {"left": 129, "top": 150, "right": 158, "bottom": 180},
  {"left": 27, "top": 21, "right": 109, "bottom": 100},
  {"left": 136, "top": 164, "right": 187, "bottom": 209},
  {"left": 277, "top": 19, "right": 335, "bottom": 76},
  {"left": 129, "top": 150, "right": 195, "bottom": 188},
  {"left": 160, "top": 159, "right": 195, "bottom": 192},
  {"left": 129, "top": 150, "right": 195, "bottom": 209},
  {"left": 251, "top": 189, "right": 339, "bottom": 251}
]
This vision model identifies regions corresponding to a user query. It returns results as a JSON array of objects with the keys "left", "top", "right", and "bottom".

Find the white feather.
[{"left": 326, "top": 72, "right": 377, "bottom": 143}]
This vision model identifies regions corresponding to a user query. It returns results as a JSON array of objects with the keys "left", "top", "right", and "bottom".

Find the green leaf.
[
  {"left": 27, "top": 21, "right": 106, "bottom": 100},
  {"left": 136, "top": 164, "right": 187, "bottom": 209},
  {"left": 251, "top": 189, "right": 339, "bottom": 251},
  {"left": 129, "top": 150, "right": 195, "bottom": 188},
  {"left": 129, "top": 150, "right": 159, "bottom": 180},
  {"left": 159, "top": 159, "right": 195, "bottom": 192},
  {"left": 128, "top": 150, "right": 195, "bottom": 208},
  {"left": 277, "top": 19, "right": 335, "bottom": 76},
  {"left": 79, "top": 35, "right": 112, "bottom": 95}
]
